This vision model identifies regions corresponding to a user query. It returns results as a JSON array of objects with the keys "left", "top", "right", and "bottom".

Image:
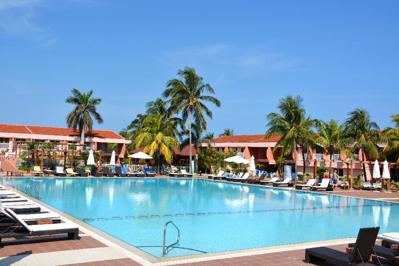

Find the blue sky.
[{"left": 1, "top": 0, "right": 398, "bottom": 135}]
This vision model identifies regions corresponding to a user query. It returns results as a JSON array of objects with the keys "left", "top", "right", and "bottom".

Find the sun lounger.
[
  {"left": 84, "top": 166, "right": 92, "bottom": 176},
  {"left": 180, "top": 169, "right": 193, "bottom": 177},
  {"left": 1, "top": 197, "right": 28, "bottom": 203},
  {"left": 362, "top": 182, "right": 372, "bottom": 190},
  {"left": 295, "top": 179, "right": 316, "bottom": 190},
  {"left": 3, "top": 208, "right": 79, "bottom": 242},
  {"left": 208, "top": 170, "right": 224, "bottom": 180},
  {"left": 65, "top": 168, "right": 78, "bottom": 176},
  {"left": 273, "top": 177, "right": 293, "bottom": 187},
  {"left": 305, "top": 227, "right": 379, "bottom": 265},
  {"left": 115, "top": 166, "right": 127, "bottom": 177},
  {"left": 235, "top": 173, "right": 250, "bottom": 183},
  {"left": 310, "top": 178, "right": 331, "bottom": 191},
  {"left": 102, "top": 166, "right": 114, "bottom": 177},
  {"left": 76, "top": 167, "right": 88, "bottom": 177},
  {"left": 372, "top": 182, "right": 382, "bottom": 191},
  {"left": 260, "top": 177, "right": 279, "bottom": 185},
  {"left": 33, "top": 166, "right": 43, "bottom": 176},
  {"left": 226, "top": 172, "right": 243, "bottom": 181},
  {"left": 55, "top": 166, "right": 66, "bottom": 176},
  {"left": 144, "top": 167, "right": 156, "bottom": 177}
]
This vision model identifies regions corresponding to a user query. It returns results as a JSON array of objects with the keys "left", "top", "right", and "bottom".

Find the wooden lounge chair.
[
  {"left": 295, "top": 179, "right": 316, "bottom": 190},
  {"left": 305, "top": 227, "right": 379, "bottom": 265},
  {"left": 2, "top": 208, "right": 79, "bottom": 243},
  {"left": 33, "top": 166, "right": 43, "bottom": 176},
  {"left": 55, "top": 166, "right": 66, "bottom": 176},
  {"left": 273, "top": 177, "right": 293, "bottom": 187},
  {"left": 310, "top": 178, "right": 331, "bottom": 191}
]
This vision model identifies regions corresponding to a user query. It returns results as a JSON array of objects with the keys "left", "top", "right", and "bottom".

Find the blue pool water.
[{"left": 1, "top": 177, "right": 398, "bottom": 258}]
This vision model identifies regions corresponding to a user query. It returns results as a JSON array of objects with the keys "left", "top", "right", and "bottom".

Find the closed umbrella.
[
  {"left": 372, "top": 160, "right": 381, "bottom": 179},
  {"left": 249, "top": 156, "right": 256, "bottom": 175},
  {"left": 382, "top": 160, "right": 390, "bottom": 179},
  {"left": 87, "top": 149, "right": 95, "bottom": 166},
  {"left": 129, "top": 151, "right": 153, "bottom": 160},
  {"left": 382, "top": 160, "right": 391, "bottom": 191},
  {"left": 110, "top": 150, "right": 116, "bottom": 165}
]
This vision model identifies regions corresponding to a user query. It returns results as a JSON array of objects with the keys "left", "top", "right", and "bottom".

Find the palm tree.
[
  {"left": 163, "top": 67, "right": 221, "bottom": 173},
  {"left": 344, "top": 109, "right": 381, "bottom": 180},
  {"left": 135, "top": 114, "right": 179, "bottom": 173},
  {"left": 266, "top": 95, "right": 314, "bottom": 174},
  {"left": 316, "top": 119, "right": 347, "bottom": 172},
  {"left": 66, "top": 89, "right": 103, "bottom": 145},
  {"left": 384, "top": 114, "right": 399, "bottom": 163},
  {"left": 145, "top": 98, "right": 170, "bottom": 116},
  {"left": 219, "top": 128, "right": 234, "bottom": 137}
]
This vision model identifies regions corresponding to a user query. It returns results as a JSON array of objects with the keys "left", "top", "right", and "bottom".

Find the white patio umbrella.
[
  {"left": 372, "top": 160, "right": 381, "bottom": 179},
  {"left": 382, "top": 160, "right": 391, "bottom": 179},
  {"left": 249, "top": 156, "right": 256, "bottom": 175},
  {"left": 110, "top": 150, "right": 116, "bottom": 165},
  {"left": 224, "top": 155, "right": 249, "bottom": 165},
  {"left": 129, "top": 151, "right": 153, "bottom": 160},
  {"left": 87, "top": 149, "right": 96, "bottom": 166}
]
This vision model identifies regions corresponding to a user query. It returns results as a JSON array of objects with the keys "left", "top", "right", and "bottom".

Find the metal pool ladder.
[{"left": 162, "top": 220, "right": 180, "bottom": 256}]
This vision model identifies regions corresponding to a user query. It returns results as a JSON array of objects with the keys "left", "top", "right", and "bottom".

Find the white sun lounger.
[
  {"left": 4, "top": 209, "right": 79, "bottom": 241},
  {"left": 14, "top": 212, "right": 61, "bottom": 222},
  {"left": 295, "top": 179, "right": 316, "bottom": 190},
  {"left": 379, "top": 232, "right": 399, "bottom": 244},
  {"left": 180, "top": 169, "right": 193, "bottom": 177},
  {"left": 260, "top": 177, "right": 279, "bottom": 185},
  {"left": 1, "top": 197, "right": 28, "bottom": 203},
  {"left": 235, "top": 173, "right": 249, "bottom": 182},
  {"left": 273, "top": 177, "right": 293, "bottom": 187},
  {"left": 311, "top": 179, "right": 331, "bottom": 191},
  {"left": 208, "top": 170, "right": 224, "bottom": 180}
]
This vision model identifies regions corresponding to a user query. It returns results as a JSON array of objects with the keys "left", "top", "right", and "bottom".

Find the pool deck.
[{"left": 1, "top": 175, "right": 398, "bottom": 265}]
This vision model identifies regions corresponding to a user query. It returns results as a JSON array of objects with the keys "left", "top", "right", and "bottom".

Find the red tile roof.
[
  {"left": 174, "top": 145, "right": 197, "bottom": 156},
  {"left": 0, "top": 124, "right": 124, "bottom": 140},
  {"left": 212, "top": 134, "right": 280, "bottom": 143}
]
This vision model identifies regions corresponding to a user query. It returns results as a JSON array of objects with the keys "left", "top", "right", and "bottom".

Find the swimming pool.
[{"left": 1, "top": 177, "right": 398, "bottom": 258}]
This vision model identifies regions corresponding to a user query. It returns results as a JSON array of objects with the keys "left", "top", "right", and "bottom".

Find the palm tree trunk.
[
  {"left": 189, "top": 110, "right": 193, "bottom": 174},
  {"left": 293, "top": 139, "right": 297, "bottom": 174},
  {"left": 302, "top": 150, "right": 306, "bottom": 176},
  {"left": 80, "top": 130, "right": 85, "bottom": 146}
]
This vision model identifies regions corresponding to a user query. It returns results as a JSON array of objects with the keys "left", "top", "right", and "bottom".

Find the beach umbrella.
[
  {"left": 382, "top": 160, "right": 390, "bottom": 179},
  {"left": 382, "top": 160, "right": 391, "bottom": 192},
  {"left": 224, "top": 155, "right": 249, "bottom": 164},
  {"left": 249, "top": 156, "right": 256, "bottom": 175},
  {"left": 129, "top": 151, "right": 153, "bottom": 160},
  {"left": 87, "top": 149, "right": 96, "bottom": 166},
  {"left": 110, "top": 150, "right": 116, "bottom": 165},
  {"left": 372, "top": 160, "right": 381, "bottom": 179}
]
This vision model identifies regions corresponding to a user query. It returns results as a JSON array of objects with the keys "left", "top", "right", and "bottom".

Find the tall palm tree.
[
  {"left": 163, "top": 67, "right": 221, "bottom": 173},
  {"left": 135, "top": 114, "right": 179, "bottom": 172},
  {"left": 344, "top": 109, "right": 381, "bottom": 180},
  {"left": 316, "top": 119, "right": 347, "bottom": 170},
  {"left": 66, "top": 89, "right": 103, "bottom": 145},
  {"left": 145, "top": 98, "right": 170, "bottom": 116},
  {"left": 384, "top": 114, "right": 399, "bottom": 163},
  {"left": 266, "top": 95, "right": 314, "bottom": 173},
  {"left": 219, "top": 128, "right": 234, "bottom": 137}
]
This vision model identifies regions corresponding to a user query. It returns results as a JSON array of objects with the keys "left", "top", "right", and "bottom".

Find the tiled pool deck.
[{"left": 1, "top": 176, "right": 397, "bottom": 265}]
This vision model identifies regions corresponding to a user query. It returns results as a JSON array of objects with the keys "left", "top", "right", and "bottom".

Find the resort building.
[
  {"left": 0, "top": 124, "right": 130, "bottom": 160},
  {"left": 202, "top": 134, "right": 380, "bottom": 177}
]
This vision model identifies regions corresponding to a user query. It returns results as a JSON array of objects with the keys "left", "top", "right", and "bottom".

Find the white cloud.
[
  {"left": 0, "top": 0, "right": 57, "bottom": 47},
  {"left": 163, "top": 44, "right": 299, "bottom": 73}
]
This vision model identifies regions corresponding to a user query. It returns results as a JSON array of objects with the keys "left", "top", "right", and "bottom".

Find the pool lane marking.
[{"left": 80, "top": 202, "right": 391, "bottom": 222}]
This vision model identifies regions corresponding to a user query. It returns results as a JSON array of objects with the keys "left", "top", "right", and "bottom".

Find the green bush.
[{"left": 317, "top": 166, "right": 328, "bottom": 178}]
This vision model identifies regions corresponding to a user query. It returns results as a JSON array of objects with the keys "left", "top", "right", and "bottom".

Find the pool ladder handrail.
[{"left": 162, "top": 220, "right": 180, "bottom": 256}]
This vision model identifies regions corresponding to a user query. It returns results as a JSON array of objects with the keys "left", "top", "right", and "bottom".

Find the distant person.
[
  {"left": 323, "top": 170, "right": 329, "bottom": 179},
  {"left": 332, "top": 170, "right": 339, "bottom": 185}
]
